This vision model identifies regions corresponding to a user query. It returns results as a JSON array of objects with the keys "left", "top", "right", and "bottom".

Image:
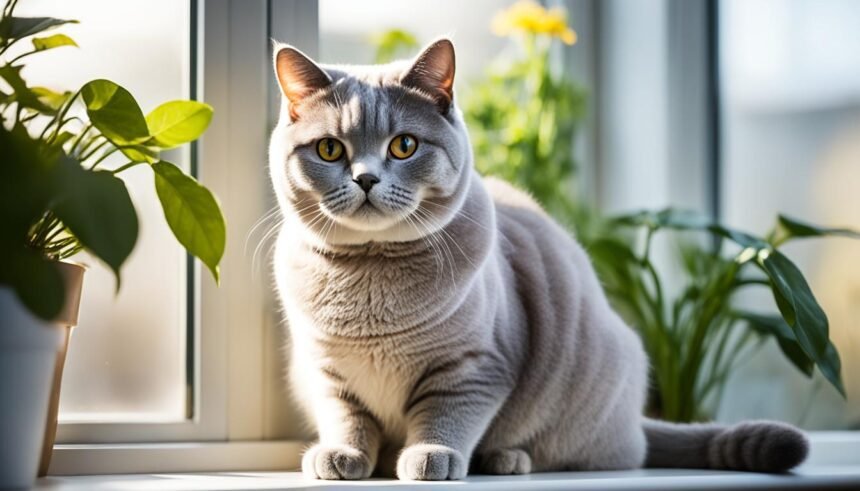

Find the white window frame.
[
  {"left": 50, "top": 0, "right": 316, "bottom": 474},
  {"left": 48, "top": 0, "right": 860, "bottom": 476}
]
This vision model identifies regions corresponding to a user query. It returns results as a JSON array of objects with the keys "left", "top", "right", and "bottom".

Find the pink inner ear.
[
  {"left": 275, "top": 47, "right": 331, "bottom": 111},
  {"left": 401, "top": 39, "right": 456, "bottom": 112}
]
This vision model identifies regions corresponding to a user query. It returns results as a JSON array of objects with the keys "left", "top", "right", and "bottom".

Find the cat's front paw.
[
  {"left": 477, "top": 448, "right": 532, "bottom": 475},
  {"left": 302, "top": 443, "right": 372, "bottom": 480},
  {"left": 396, "top": 444, "right": 466, "bottom": 480}
]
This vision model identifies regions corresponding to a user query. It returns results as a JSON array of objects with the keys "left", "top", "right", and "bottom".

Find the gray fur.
[{"left": 269, "top": 39, "right": 808, "bottom": 480}]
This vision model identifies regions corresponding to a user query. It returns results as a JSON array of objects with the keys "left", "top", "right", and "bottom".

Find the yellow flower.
[{"left": 491, "top": 0, "right": 578, "bottom": 45}]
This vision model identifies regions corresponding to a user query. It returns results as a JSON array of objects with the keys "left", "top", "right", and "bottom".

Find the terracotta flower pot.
[
  {"left": 0, "top": 261, "right": 84, "bottom": 488},
  {"left": 38, "top": 261, "right": 85, "bottom": 477}
]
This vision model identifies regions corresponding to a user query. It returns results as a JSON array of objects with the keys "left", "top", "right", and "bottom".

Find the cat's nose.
[{"left": 353, "top": 173, "right": 380, "bottom": 193}]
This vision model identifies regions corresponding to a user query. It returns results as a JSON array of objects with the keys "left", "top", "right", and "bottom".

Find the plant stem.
[
  {"left": 110, "top": 160, "right": 145, "bottom": 174},
  {"left": 9, "top": 50, "right": 37, "bottom": 65},
  {"left": 41, "top": 88, "right": 81, "bottom": 141},
  {"left": 69, "top": 123, "right": 93, "bottom": 155},
  {"left": 87, "top": 147, "right": 119, "bottom": 170},
  {"left": 80, "top": 138, "right": 111, "bottom": 162}
]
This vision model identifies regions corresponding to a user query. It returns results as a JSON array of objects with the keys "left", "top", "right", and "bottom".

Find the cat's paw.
[
  {"left": 477, "top": 448, "right": 532, "bottom": 475},
  {"left": 396, "top": 444, "right": 466, "bottom": 480},
  {"left": 302, "top": 443, "right": 373, "bottom": 480}
]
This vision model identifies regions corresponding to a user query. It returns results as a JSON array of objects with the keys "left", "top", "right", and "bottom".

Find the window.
[
  {"left": 16, "top": 0, "right": 194, "bottom": 423},
  {"left": 25, "top": 0, "right": 857, "bottom": 477},
  {"left": 718, "top": 0, "right": 860, "bottom": 430}
]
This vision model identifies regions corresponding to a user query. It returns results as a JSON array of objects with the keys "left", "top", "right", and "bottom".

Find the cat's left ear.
[
  {"left": 274, "top": 44, "right": 331, "bottom": 120},
  {"left": 401, "top": 38, "right": 456, "bottom": 114}
]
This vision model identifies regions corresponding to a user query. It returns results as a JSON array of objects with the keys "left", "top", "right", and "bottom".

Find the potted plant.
[
  {"left": 0, "top": 1, "right": 226, "bottom": 486},
  {"left": 590, "top": 210, "right": 859, "bottom": 421}
]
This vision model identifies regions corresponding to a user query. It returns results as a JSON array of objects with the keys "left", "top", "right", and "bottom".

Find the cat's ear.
[
  {"left": 401, "top": 38, "right": 456, "bottom": 113},
  {"left": 274, "top": 44, "right": 331, "bottom": 119}
]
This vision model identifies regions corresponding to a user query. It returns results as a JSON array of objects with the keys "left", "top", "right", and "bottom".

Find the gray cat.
[{"left": 269, "top": 38, "right": 808, "bottom": 481}]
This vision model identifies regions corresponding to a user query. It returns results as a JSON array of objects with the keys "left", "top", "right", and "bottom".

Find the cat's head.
[{"left": 269, "top": 39, "right": 473, "bottom": 247}]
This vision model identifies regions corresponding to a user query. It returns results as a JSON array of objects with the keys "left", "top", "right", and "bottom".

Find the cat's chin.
[{"left": 335, "top": 211, "right": 404, "bottom": 233}]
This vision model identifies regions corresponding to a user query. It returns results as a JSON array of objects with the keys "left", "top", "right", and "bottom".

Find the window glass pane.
[
  {"left": 14, "top": 0, "right": 191, "bottom": 423},
  {"left": 719, "top": 0, "right": 860, "bottom": 429},
  {"left": 319, "top": 0, "right": 514, "bottom": 83}
]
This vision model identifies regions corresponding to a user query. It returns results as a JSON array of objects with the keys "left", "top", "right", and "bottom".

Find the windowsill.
[{"left": 33, "top": 466, "right": 860, "bottom": 490}]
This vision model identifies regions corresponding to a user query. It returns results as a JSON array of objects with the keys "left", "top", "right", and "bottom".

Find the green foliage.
[
  {"left": 0, "top": 0, "right": 225, "bottom": 320},
  {"left": 594, "top": 209, "right": 855, "bottom": 421},
  {"left": 153, "top": 161, "right": 225, "bottom": 283},
  {"left": 146, "top": 100, "right": 213, "bottom": 149},
  {"left": 463, "top": 33, "right": 586, "bottom": 230},
  {"left": 50, "top": 157, "right": 138, "bottom": 284}
]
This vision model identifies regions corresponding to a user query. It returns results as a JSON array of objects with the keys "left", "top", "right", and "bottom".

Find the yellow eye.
[
  {"left": 317, "top": 138, "right": 344, "bottom": 162},
  {"left": 389, "top": 134, "right": 418, "bottom": 160}
]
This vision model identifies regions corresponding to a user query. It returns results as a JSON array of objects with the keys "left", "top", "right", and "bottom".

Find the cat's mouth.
[{"left": 349, "top": 198, "right": 384, "bottom": 220}]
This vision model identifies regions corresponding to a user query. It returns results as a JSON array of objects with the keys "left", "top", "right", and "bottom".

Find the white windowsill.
[
  {"left": 40, "top": 433, "right": 860, "bottom": 489},
  {"left": 33, "top": 466, "right": 860, "bottom": 490}
]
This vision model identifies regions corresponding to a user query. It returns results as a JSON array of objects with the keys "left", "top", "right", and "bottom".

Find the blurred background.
[{"left": 13, "top": 0, "right": 859, "bottom": 438}]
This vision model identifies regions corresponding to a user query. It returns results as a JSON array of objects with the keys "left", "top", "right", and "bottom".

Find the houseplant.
[
  {"left": 0, "top": 0, "right": 226, "bottom": 486},
  {"left": 590, "top": 209, "right": 858, "bottom": 421}
]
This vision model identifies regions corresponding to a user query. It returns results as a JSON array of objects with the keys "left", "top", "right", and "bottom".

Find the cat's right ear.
[{"left": 274, "top": 44, "right": 331, "bottom": 120}]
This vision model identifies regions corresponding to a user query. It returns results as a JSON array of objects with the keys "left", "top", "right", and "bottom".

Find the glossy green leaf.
[
  {"left": 818, "top": 341, "right": 845, "bottom": 397},
  {"left": 778, "top": 214, "right": 860, "bottom": 242},
  {"left": 757, "top": 250, "right": 844, "bottom": 396},
  {"left": 32, "top": 33, "right": 77, "bottom": 51},
  {"left": 0, "top": 16, "right": 77, "bottom": 42},
  {"left": 81, "top": 79, "right": 149, "bottom": 144},
  {"left": 50, "top": 158, "right": 138, "bottom": 284},
  {"left": 145, "top": 100, "right": 213, "bottom": 149},
  {"left": 738, "top": 311, "right": 813, "bottom": 377},
  {"left": 152, "top": 161, "right": 225, "bottom": 283}
]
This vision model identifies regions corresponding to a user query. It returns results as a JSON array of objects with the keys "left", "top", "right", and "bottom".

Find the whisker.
[
  {"left": 244, "top": 206, "right": 281, "bottom": 256},
  {"left": 411, "top": 210, "right": 456, "bottom": 289},
  {"left": 252, "top": 216, "right": 285, "bottom": 277},
  {"left": 404, "top": 213, "right": 442, "bottom": 290},
  {"left": 421, "top": 200, "right": 490, "bottom": 231},
  {"left": 416, "top": 206, "right": 478, "bottom": 270}
]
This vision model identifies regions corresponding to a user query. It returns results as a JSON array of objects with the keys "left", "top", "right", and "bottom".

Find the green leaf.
[
  {"left": 778, "top": 214, "right": 860, "bottom": 242},
  {"left": 757, "top": 250, "right": 845, "bottom": 396},
  {"left": 0, "top": 16, "right": 77, "bottom": 42},
  {"left": 52, "top": 131, "right": 75, "bottom": 148},
  {"left": 818, "top": 341, "right": 845, "bottom": 397},
  {"left": 31, "top": 86, "right": 71, "bottom": 112},
  {"left": 0, "top": 64, "right": 54, "bottom": 113},
  {"left": 81, "top": 79, "right": 153, "bottom": 161},
  {"left": 611, "top": 208, "right": 769, "bottom": 249},
  {"left": 32, "top": 33, "right": 77, "bottom": 51},
  {"left": 145, "top": 101, "right": 213, "bottom": 149},
  {"left": 50, "top": 157, "right": 138, "bottom": 284},
  {"left": 117, "top": 144, "right": 159, "bottom": 163},
  {"left": 152, "top": 161, "right": 225, "bottom": 283},
  {"left": 0, "top": 246, "right": 65, "bottom": 321},
  {"left": 738, "top": 311, "right": 813, "bottom": 377}
]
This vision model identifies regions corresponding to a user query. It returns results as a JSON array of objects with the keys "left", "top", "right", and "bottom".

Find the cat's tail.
[{"left": 643, "top": 418, "right": 809, "bottom": 473}]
